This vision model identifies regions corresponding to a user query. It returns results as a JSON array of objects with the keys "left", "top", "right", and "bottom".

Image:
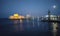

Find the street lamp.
[{"left": 53, "top": 5, "right": 56, "bottom": 9}]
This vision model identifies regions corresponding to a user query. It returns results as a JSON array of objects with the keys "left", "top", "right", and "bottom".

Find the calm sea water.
[{"left": 0, "top": 18, "right": 60, "bottom": 36}]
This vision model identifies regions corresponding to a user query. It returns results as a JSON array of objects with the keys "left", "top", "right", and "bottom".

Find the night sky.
[{"left": 0, "top": 0, "right": 60, "bottom": 18}]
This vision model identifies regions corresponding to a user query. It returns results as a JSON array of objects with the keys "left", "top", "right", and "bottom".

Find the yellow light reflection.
[
  {"left": 14, "top": 20, "right": 19, "bottom": 32},
  {"left": 20, "top": 19, "right": 23, "bottom": 31}
]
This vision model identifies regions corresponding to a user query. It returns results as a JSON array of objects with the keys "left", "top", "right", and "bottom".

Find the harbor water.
[{"left": 0, "top": 18, "right": 60, "bottom": 36}]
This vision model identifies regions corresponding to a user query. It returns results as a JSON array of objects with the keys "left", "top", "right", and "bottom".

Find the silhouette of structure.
[{"left": 41, "top": 10, "right": 60, "bottom": 36}]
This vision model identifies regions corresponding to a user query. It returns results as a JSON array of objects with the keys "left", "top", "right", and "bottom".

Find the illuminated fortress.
[
  {"left": 9, "top": 13, "right": 31, "bottom": 19},
  {"left": 9, "top": 13, "right": 25, "bottom": 19}
]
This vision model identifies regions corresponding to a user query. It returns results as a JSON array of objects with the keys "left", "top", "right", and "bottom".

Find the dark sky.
[{"left": 0, "top": 0, "right": 60, "bottom": 18}]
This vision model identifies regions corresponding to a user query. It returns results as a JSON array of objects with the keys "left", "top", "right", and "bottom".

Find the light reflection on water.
[
  {"left": 52, "top": 22, "right": 58, "bottom": 36},
  {"left": 13, "top": 18, "right": 48, "bottom": 32},
  {"left": 20, "top": 19, "right": 23, "bottom": 31},
  {"left": 14, "top": 19, "right": 23, "bottom": 32},
  {"left": 0, "top": 18, "right": 60, "bottom": 36},
  {"left": 14, "top": 20, "right": 19, "bottom": 32}
]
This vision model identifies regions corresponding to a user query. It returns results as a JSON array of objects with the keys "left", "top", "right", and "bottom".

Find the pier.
[{"left": 40, "top": 10, "right": 60, "bottom": 36}]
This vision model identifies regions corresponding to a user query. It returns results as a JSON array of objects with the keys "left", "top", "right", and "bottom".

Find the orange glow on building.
[{"left": 9, "top": 13, "right": 25, "bottom": 19}]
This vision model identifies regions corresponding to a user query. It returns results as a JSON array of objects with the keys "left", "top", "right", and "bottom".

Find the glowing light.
[
  {"left": 14, "top": 13, "right": 19, "bottom": 17},
  {"left": 53, "top": 5, "right": 56, "bottom": 9},
  {"left": 26, "top": 14, "right": 30, "bottom": 19},
  {"left": 9, "top": 16, "right": 14, "bottom": 19},
  {"left": 20, "top": 16, "right": 25, "bottom": 19},
  {"left": 45, "top": 15, "right": 56, "bottom": 17}
]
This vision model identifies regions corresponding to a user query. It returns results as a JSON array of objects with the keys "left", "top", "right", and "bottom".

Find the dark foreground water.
[{"left": 0, "top": 18, "right": 60, "bottom": 36}]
